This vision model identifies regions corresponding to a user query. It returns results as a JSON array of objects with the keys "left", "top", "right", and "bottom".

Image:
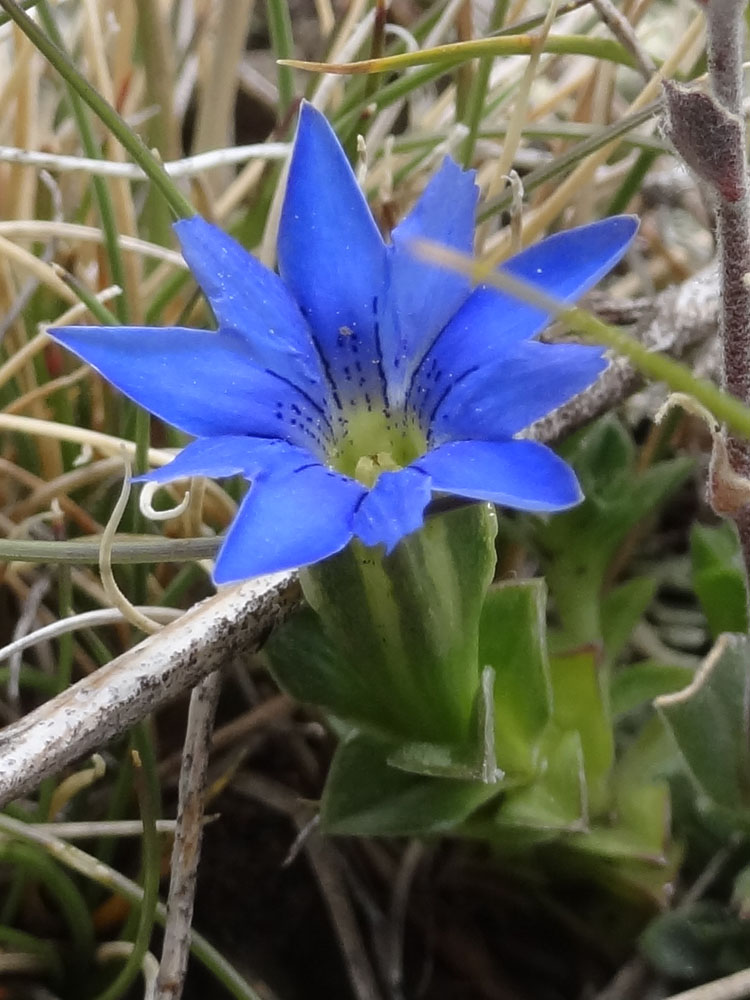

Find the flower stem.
[
  {"left": 0, "top": 0, "right": 195, "bottom": 221},
  {"left": 705, "top": 0, "right": 750, "bottom": 585}
]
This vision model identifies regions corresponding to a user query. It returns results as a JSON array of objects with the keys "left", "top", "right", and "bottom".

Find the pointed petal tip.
[
  {"left": 586, "top": 213, "right": 639, "bottom": 252},
  {"left": 49, "top": 324, "right": 116, "bottom": 354},
  {"left": 294, "top": 100, "right": 338, "bottom": 148},
  {"left": 415, "top": 439, "right": 584, "bottom": 513},
  {"left": 606, "top": 212, "right": 639, "bottom": 237},
  {"left": 172, "top": 213, "right": 213, "bottom": 247}
]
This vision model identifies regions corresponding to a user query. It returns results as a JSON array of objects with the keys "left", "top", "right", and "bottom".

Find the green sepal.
[
  {"left": 265, "top": 606, "right": 367, "bottom": 723},
  {"left": 388, "top": 667, "right": 503, "bottom": 782},
  {"left": 495, "top": 728, "right": 587, "bottom": 832},
  {"left": 294, "top": 503, "right": 498, "bottom": 744}
]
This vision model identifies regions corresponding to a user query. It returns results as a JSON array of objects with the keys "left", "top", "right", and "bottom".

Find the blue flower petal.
[
  {"left": 51, "top": 326, "right": 331, "bottom": 454},
  {"left": 381, "top": 159, "right": 478, "bottom": 400},
  {"left": 136, "top": 435, "right": 317, "bottom": 484},
  {"left": 214, "top": 462, "right": 363, "bottom": 582},
  {"left": 410, "top": 216, "right": 637, "bottom": 416},
  {"left": 414, "top": 439, "right": 582, "bottom": 511},
  {"left": 174, "top": 216, "right": 325, "bottom": 397},
  {"left": 278, "top": 103, "right": 388, "bottom": 408},
  {"left": 352, "top": 468, "right": 433, "bottom": 552},
  {"left": 428, "top": 341, "right": 608, "bottom": 443}
]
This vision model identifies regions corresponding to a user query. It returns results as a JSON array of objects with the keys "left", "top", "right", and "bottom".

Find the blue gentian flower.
[{"left": 53, "top": 104, "right": 636, "bottom": 584}]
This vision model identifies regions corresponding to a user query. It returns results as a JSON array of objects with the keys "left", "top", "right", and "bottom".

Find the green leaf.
[
  {"left": 693, "top": 520, "right": 744, "bottom": 571},
  {"left": 321, "top": 731, "right": 499, "bottom": 836},
  {"left": 388, "top": 668, "right": 504, "bottom": 782},
  {"left": 691, "top": 522, "right": 749, "bottom": 637},
  {"left": 601, "top": 577, "right": 657, "bottom": 665},
  {"left": 611, "top": 661, "right": 695, "bottom": 718},
  {"left": 641, "top": 903, "right": 750, "bottom": 982},
  {"left": 478, "top": 580, "right": 552, "bottom": 774},
  {"left": 570, "top": 781, "right": 670, "bottom": 862},
  {"left": 656, "top": 634, "right": 750, "bottom": 811},
  {"left": 549, "top": 649, "right": 614, "bottom": 813},
  {"left": 496, "top": 729, "right": 587, "bottom": 832},
  {"left": 616, "top": 714, "right": 684, "bottom": 787}
]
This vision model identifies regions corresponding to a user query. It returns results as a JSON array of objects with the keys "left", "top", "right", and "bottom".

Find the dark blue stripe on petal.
[
  {"left": 411, "top": 216, "right": 637, "bottom": 424},
  {"left": 278, "top": 104, "right": 388, "bottom": 405},
  {"left": 429, "top": 342, "right": 606, "bottom": 444},
  {"left": 51, "top": 325, "right": 332, "bottom": 455}
]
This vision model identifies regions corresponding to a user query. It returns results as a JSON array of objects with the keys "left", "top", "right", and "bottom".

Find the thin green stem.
[
  {"left": 493, "top": 0, "right": 590, "bottom": 36},
  {"left": 134, "top": 0, "right": 178, "bottom": 253},
  {"left": 0, "top": 925, "right": 62, "bottom": 980},
  {"left": 266, "top": 0, "right": 296, "bottom": 119},
  {"left": 0, "top": 841, "right": 94, "bottom": 976},
  {"left": 606, "top": 148, "right": 659, "bottom": 216},
  {"left": 0, "top": 0, "right": 194, "bottom": 220},
  {"left": 56, "top": 565, "right": 74, "bottom": 693},
  {"left": 0, "top": 666, "right": 58, "bottom": 694},
  {"left": 36, "top": 1, "right": 130, "bottom": 325},
  {"left": 478, "top": 101, "right": 660, "bottom": 222},
  {"left": 556, "top": 313, "right": 750, "bottom": 437},
  {"left": 92, "top": 733, "right": 160, "bottom": 1000},
  {"left": 0, "top": 813, "right": 271, "bottom": 1000},
  {"left": 0, "top": 535, "right": 219, "bottom": 565},
  {"left": 0, "top": 0, "right": 40, "bottom": 29},
  {"left": 0, "top": 872, "right": 26, "bottom": 926},
  {"left": 133, "top": 0, "right": 179, "bottom": 160},
  {"left": 461, "top": 0, "right": 509, "bottom": 167},
  {"left": 54, "top": 267, "right": 122, "bottom": 326},
  {"left": 144, "top": 268, "right": 192, "bottom": 324},
  {"left": 283, "top": 34, "right": 639, "bottom": 75}
]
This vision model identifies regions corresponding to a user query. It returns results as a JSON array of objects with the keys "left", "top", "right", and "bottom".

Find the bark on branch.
[{"left": 0, "top": 572, "right": 300, "bottom": 807}]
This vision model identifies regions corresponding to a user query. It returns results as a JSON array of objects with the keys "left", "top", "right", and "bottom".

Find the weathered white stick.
[
  {"left": 156, "top": 670, "right": 222, "bottom": 1000},
  {"left": 0, "top": 572, "right": 300, "bottom": 807}
]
